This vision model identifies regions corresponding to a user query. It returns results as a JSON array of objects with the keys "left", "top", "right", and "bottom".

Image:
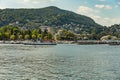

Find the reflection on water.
[{"left": 0, "top": 44, "right": 120, "bottom": 80}]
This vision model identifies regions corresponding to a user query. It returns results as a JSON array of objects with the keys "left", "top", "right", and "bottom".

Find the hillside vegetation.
[
  {"left": 0, "top": 6, "right": 101, "bottom": 28},
  {"left": 0, "top": 6, "right": 119, "bottom": 40}
]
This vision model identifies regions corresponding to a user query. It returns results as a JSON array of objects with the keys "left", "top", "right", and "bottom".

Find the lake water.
[{"left": 0, "top": 44, "right": 120, "bottom": 80}]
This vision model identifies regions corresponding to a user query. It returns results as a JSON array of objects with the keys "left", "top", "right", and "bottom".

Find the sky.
[{"left": 0, "top": 0, "right": 120, "bottom": 26}]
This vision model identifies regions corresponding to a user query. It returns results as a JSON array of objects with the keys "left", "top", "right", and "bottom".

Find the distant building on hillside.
[
  {"left": 9, "top": 21, "right": 19, "bottom": 26},
  {"left": 100, "top": 35, "right": 117, "bottom": 41},
  {"left": 54, "top": 30, "right": 62, "bottom": 41},
  {"left": 40, "top": 26, "right": 52, "bottom": 33},
  {"left": 57, "top": 30, "right": 64, "bottom": 36}
]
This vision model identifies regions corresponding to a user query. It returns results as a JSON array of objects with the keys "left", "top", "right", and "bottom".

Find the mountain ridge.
[
  {"left": 0, "top": 6, "right": 104, "bottom": 34},
  {"left": 0, "top": 6, "right": 101, "bottom": 23}
]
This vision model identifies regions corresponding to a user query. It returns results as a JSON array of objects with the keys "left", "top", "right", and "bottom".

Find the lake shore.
[
  {"left": 77, "top": 40, "right": 120, "bottom": 45},
  {"left": 0, "top": 40, "right": 120, "bottom": 45}
]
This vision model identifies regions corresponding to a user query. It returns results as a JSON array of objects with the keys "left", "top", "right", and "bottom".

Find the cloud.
[
  {"left": 0, "top": 6, "right": 6, "bottom": 9},
  {"left": 95, "top": 5, "right": 112, "bottom": 9},
  {"left": 87, "top": 15, "right": 120, "bottom": 26},
  {"left": 0, "top": 5, "right": 6, "bottom": 9},
  {"left": 99, "top": 0, "right": 106, "bottom": 1},
  {"left": 114, "top": 2, "right": 120, "bottom": 8},
  {"left": 76, "top": 6, "right": 100, "bottom": 19},
  {"left": 100, "top": 17, "right": 120, "bottom": 26},
  {"left": 115, "top": 5, "right": 119, "bottom": 8},
  {"left": 23, "top": 0, "right": 30, "bottom": 3},
  {"left": 77, "top": 6, "right": 101, "bottom": 24},
  {"left": 23, "top": 0, "right": 56, "bottom": 3},
  {"left": 77, "top": 6, "right": 99, "bottom": 14},
  {"left": 22, "top": 0, "right": 38, "bottom": 4},
  {"left": 0, "top": 0, "right": 58, "bottom": 8},
  {"left": 118, "top": 2, "right": 120, "bottom": 5},
  {"left": 77, "top": 6, "right": 120, "bottom": 26}
]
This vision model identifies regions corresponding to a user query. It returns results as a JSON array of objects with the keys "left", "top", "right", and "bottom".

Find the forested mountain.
[
  {"left": 0, "top": 6, "right": 119, "bottom": 39},
  {"left": 0, "top": 6, "right": 101, "bottom": 29},
  {"left": 108, "top": 24, "right": 120, "bottom": 38}
]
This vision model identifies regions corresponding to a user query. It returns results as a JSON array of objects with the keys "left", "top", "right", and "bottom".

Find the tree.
[
  {"left": 44, "top": 36, "right": 48, "bottom": 40},
  {"left": 18, "top": 35, "right": 23, "bottom": 40},
  {"left": 10, "top": 35, "right": 16, "bottom": 40},
  {"left": 24, "top": 34, "right": 30, "bottom": 40},
  {"left": 37, "top": 34, "right": 42, "bottom": 39},
  {"left": 43, "top": 29, "right": 48, "bottom": 34},
  {"left": 0, "top": 33, "right": 2, "bottom": 40},
  {"left": 47, "top": 32, "right": 53, "bottom": 40},
  {"left": 38, "top": 29, "right": 42, "bottom": 34},
  {"left": 4, "top": 32, "right": 10, "bottom": 40},
  {"left": 56, "top": 35, "right": 61, "bottom": 40},
  {"left": 66, "top": 31, "right": 75, "bottom": 40},
  {"left": 118, "top": 34, "right": 120, "bottom": 38},
  {"left": 13, "top": 27, "right": 20, "bottom": 36},
  {"left": 32, "top": 29, "right": 38, "bottom": 39},
  {"left": 32, "top": 34, "right": 37, "bottom": 40},
  {"left": 88, "top": 33, "right": 97, "bottom": 40}
]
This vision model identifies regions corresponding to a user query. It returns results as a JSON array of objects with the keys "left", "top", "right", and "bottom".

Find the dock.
[
  {"left": 23, "top": 42, "right": 57, "bottom": 45},
  {"left": 77, "top": 40, "right": 120, "bottom": 45}
]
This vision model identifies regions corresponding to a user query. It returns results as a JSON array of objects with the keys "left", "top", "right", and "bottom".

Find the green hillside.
[{"left": 0, "top": 6, "right": 101, "bottom": 28}]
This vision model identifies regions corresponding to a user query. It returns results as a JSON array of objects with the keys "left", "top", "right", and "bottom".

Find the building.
[
  {"left": 54, "top": 30, "right": 64, "bottom": 41},
  {"left": 40, "top": 26, "right": 52, "bottom": 33}
]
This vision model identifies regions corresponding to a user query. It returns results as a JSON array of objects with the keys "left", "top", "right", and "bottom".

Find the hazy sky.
[{"left": 0, "top": 0, "right": 120, "bottom": 26}]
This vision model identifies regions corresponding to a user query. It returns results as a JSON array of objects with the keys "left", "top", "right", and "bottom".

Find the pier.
[{"left": 77, "top": 40, "right": 120, "bottom": 45}]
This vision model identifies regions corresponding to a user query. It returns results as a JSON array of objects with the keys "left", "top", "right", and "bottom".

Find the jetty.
[
  {"left": 23, "top": 42, "right": 57, "bottom": 45},
  {"left": 0, "top": 41, "right": 57, "bottom": 45},
  {"left": 108, "top": 41, "right": 120, "bottom": 45},
  {"left": 77, "top": 40, "right": 107, "bottom": 45},
  {"left": 77, "top": 40, "right": 120, "bottom": 45}
]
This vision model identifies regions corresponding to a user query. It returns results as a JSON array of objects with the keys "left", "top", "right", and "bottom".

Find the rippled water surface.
[{"left": 0, "top": 44, "right": 120, "bottom": 80}]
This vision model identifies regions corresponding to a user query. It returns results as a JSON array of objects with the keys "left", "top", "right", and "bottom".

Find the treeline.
[
  {"left": 0, "top": 25, "right": 53, "bottom": 41},
  {"left": 0, "top": 24, "right": 119, "bottom": 41},
  {"left": 77, "top": 24, "right": 120, "bottom": 40},
  {"left": 56, "top": 30, "right": 75, "bottom": 41}
]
